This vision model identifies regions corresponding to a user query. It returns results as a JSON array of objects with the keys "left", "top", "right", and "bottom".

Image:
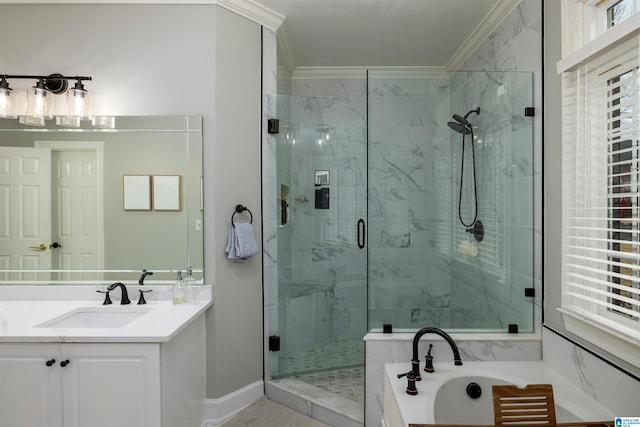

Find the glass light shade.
[
  {"left": 0, "top": 86, "right": 15, "bottom": 118},
  {"left": 92, "top": 115, "right": 115, "bottom": 129},
  {"left": 18, "top": 115, "right": 45, "bottom": 126},
  {"left": 56, "top": 115, "right": 81, "bottom": 128},
  {"left": 26, "top": 83, "right": 53, "bottom": 120},
  {"left": 67, "top": 85, "right": 92, "bottom": 120}
]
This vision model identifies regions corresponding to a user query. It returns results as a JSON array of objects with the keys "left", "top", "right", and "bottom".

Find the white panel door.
[
  {"left": 0, "top": 147, "right": 52, "bottom": 280},
  {"left": 51, "top": 150, "right": 99, "bottom": 273}
]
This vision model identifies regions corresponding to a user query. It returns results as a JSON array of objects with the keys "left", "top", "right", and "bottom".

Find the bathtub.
[{"left": 383, "top": 361, "right": 614, "bottom": 427}]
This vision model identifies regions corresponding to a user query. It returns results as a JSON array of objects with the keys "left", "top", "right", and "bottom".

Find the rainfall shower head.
[
  {"left": 447, "top": 121, "right": 471, "bottom": 134},
  {"left": 448, "top": 106, "right": 483, "bottom": 233}
]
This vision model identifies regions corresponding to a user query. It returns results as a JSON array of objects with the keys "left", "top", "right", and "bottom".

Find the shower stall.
[{"left": 267, "top": 70, "right": 535, "bottom": 403}]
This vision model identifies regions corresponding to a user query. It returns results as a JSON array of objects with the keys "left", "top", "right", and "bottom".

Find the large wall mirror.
[{"left": 0, "top": 116, "right": 203, "bottom": 285}]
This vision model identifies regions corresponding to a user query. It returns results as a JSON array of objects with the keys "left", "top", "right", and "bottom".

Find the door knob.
[
  {"left": 29, "top": 244, "right": 47, "bottom": 251},
  {"left": 60, "top": 360, "right": 70, "bottom": 367},
  {"left": 45, "top": 358, "right": 56, "bottom": 367}
]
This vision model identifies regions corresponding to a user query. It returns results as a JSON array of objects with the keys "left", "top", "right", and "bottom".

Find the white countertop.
[{"left": 0, "top": 289, "right": 212, "bottom": 343}]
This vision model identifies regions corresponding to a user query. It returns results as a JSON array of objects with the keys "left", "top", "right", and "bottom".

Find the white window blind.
[{"left": 562, "top": 35, "right": 640, "bottom": 347}]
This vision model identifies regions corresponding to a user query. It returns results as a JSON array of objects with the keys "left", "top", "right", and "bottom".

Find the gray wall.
[
  {"left": 0, "top": 4, "right": 264, "bottom": 398},
  {"left": 207, "top": 7, "right": 263, "bottom": 397}
]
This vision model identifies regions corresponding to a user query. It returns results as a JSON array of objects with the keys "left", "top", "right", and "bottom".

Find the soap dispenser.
[{"left": 172, "top": 270, "right": 187, "bottom": 304}]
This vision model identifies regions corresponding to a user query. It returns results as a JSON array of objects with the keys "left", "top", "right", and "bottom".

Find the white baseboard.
[{"left": 200, "top": 380, "right": 264, "bottom": 427}]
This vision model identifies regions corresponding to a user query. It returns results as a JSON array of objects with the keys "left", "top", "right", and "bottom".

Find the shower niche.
[{"left": 280, "top": 184, "right": 289, "bottom": 226}]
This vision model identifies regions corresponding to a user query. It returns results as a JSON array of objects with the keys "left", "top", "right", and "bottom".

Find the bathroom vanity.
[
  {"left": 0, "top": 288, "right": 211, "bottom": 427},
  {"left": 0, "top": 114, "right": 208, "bottom": 426}
]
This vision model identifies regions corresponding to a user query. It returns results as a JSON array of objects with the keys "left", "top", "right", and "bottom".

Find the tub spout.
[{"left": 411, "top": 327, "right": 462, "bottom": 381}]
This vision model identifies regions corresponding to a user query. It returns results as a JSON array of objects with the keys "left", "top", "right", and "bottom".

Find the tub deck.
[
  {"left": 384, "top": 361, "right": 614, "bottom": 426},
  {"left": 409, "top": 423, "right": 614, "bottom": 427}
]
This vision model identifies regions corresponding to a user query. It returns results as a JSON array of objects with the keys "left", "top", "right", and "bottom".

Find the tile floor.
[{"left": 237, "top": 337, "right": 365, "bottom": 426}]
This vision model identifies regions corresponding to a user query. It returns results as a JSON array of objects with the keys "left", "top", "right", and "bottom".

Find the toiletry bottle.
[{"left": 172, "top": 270, "right": 187, "bottom": 304}]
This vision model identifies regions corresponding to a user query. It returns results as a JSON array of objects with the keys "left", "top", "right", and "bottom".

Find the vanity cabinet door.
[
  {"left": 0, "top": 343, "right": 161, "bottom": 427},
  {"left": 0, "top": 344, "right": 63, "bottom": 427},
  {"left": 60, "top": 343, "right": 161, "bottom": 427}
]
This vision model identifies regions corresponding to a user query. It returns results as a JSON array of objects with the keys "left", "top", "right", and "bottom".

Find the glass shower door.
[
  {"left": 270, "top": 93, "right": 368, "bottom": 378},
  {"left": 366, "top": 70, "right": 536, "bottom": 333}
]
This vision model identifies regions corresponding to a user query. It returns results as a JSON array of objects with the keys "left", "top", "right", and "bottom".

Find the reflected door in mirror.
[{"left": 0, "top": 147, "right": 52, "bottom": 278}]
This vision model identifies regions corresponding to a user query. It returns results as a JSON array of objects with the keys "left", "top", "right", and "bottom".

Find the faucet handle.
[
  {"left": 397, "top": 370, "right": 418, "bottom": 395},
  {"left": 96, "top": 290, "right": 112, "bottom": 305},
  {"left": 137, "top": 289, "right": 152, "bottom": 305},
  {"left": 424, "top": 344, "right": 435, "bottom": 373}
]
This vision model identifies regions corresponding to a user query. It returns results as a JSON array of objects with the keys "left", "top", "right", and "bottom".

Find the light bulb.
[
  {"left": 25, "top": 80, "right": 52, "bottom": 121},
  {"left": 67, "top": 80, "right": 92, "bottom": 120}
]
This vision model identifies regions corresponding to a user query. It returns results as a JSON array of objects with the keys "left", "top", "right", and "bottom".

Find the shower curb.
[{"left": 265, "top": 378, "right": 364, "bottom": 427}]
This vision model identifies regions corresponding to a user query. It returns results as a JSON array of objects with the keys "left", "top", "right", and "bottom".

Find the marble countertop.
[{"left": 0, "top": 298, "right": 212, "bottom": 343}]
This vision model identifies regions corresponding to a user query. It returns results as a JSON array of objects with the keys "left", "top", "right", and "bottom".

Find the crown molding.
[
  {"left": 276, "top": 20, "right": 297, "bottom": 76},
  {"left": 217, "top": 0, "right": 284, "bottom": 31},
  {"left": 0, "top": 0, "right": 285, "bottom": 31},
  {"left": 446, "top": 0, "right": 521, "bottom": 71},
  {"left": 291, "top": 66, "right": 449, "bottom": 79}
]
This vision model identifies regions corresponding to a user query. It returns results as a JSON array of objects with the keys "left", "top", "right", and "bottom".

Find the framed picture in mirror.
[
  {"left": 153, "top": 175, "right": 182, "bottom": 211},
  {"left": 123, "top": 175, "right": 152, "bottom": 211}
]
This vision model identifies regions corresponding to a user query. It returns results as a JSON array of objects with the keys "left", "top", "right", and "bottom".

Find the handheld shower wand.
[{"left": 447, "top": 107, "right": 483, "bottom": 242}]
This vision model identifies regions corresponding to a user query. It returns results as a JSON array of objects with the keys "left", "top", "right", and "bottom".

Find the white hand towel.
[{"left": 234, "top": 222, "right": 259, "bottom": 258}]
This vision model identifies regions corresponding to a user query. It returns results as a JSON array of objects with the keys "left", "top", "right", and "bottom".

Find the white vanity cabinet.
[
  {"left": 0, "top": 343, "right": 161, "bottom": 427},
  {"left": 0, "top": 310, "right": 207, "bottom": 427}
]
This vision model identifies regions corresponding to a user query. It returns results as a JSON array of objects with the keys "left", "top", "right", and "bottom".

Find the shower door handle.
[{"left": 357, "top": 219, "right": 366, "bottom": 249}]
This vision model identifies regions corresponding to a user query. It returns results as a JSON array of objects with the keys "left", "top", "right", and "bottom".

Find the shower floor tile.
[
  {"left": 294, "top": 366, "right": 364, "bottom": 404},
  {"left": 279, "top": 336, "right": 364, "bottom": 376}
]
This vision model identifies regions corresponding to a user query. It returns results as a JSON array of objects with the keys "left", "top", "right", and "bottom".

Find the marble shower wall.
[
  {"left": 270, "top": 0, "right": 543, "bottom": 365},
  {"left": 367, "top": 74, "right": 453, "bottom": 329},
  {"left": 364, "top": 1, "right": 543, "bottom": 424},
  {"left": 447, "top": 70, "right": 535, "bottom": 332},
  {"left": 455, "top": 0, "right": 543, "bottom": 334},
  {"left": 366, "top": 70, "right": 535, "bottom": 332},
  {"left": 263, "top": 28, "right": 280, "bottom": 379},
  {"left": 278, "top": 69, "right": 536, "bottom": 339},
  {"left": 277, "top": 78, "right": 369, "bottom": 355}
]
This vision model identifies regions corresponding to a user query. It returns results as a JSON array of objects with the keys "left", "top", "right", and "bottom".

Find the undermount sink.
[{"left": 37, "top": 306, "right": 152, "bottom": 328}]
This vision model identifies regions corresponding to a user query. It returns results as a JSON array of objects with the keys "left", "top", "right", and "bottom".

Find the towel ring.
[{"left": 231, "top": 204, "right": 253, "bottom": 228}]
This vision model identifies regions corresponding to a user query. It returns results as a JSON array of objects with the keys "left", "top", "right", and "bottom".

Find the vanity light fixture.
[
  {"left": 0, "top": 75, "right": 15, "bottom": 119},
  {"left": 0, "top": 73, "right": 93, "bottom": 126}
]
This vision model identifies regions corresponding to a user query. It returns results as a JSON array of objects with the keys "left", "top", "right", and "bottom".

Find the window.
[
  {"left": 607, "top": 0, "right": 638, "bottom": 28},
  {"left": 560, "top": 5, "right": 640, "bottom": 366},
  {"left": 608, "top": 68, "right": 640, "bottom": 322}
]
